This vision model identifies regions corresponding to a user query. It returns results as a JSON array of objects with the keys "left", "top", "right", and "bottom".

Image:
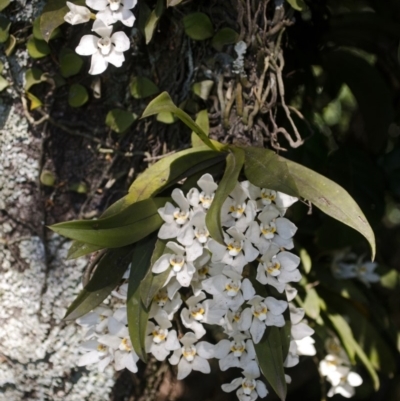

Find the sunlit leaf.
[
  {"left": 255, "top": 327, "right": 287, "bottom": 401},
  {"left": 303, "top": 287, "right": 320, "bottom": 320},
  {"left": 33, "top": 16, "right": 60, "bottom": 40},
  {"left": 69, "top": 181, "right": 88, "bottom": 193},
  {"left": 206, "top": 147, "right": 245, "bottom": 244},
  {"left": 27, "top": 36, "right": 51, "bottom": 59},
  {"left": 127, "top": 235, "right": 157, "bottom": 361},
  {"left": 0, "top": 0, "right": 10, "bottom": 12},
  {"left": 144, "top": 0, "right": 164, "bottom": 44},
  {"left": 183, "top": 12, "right": 214, "bottom": 41},
  {"left": 49, "top": 197, "right": 168, "bottom": 248},
  {"left": 191, "top": 110, "right": 209, "bottom": 148},
  {"left": 40, "top": 169, "right": 56, "bottom": 186},
  {"left": 4, "top": 34, "right": 16, "bottom": 56},
  {"left": 167, "top": 0, "right": 183, "bottom": 6},
  {"left": 0, "top": 76, "right": 9, "bottom": 92},
  {"left": 25, "top": 68, "right": 45, "bottom": 91},
  {"left": 192, "top": 80, "right": 214, "bottom": 100},
  {"left": 26, "top": 92, "right": 43, "bottom": 110},
  {"left": 105, "top": 108, "right": 137, "bottom": 133},
  {"left": 64, "top": 246, "right": 134, "bottom": 320},
  {"left": 242, "top": 146, "right": 376, "bottom": 259},
  {"left": 156, "top": 111, "right": 176, "bottom": 124},
  {"left": 142, "top": 92, "right": 225, "bottom": 151},
  {"left": 286, "top": 0, "right": 307, "bottom": 11},
  {"left": 299, "top": 248, "right": 312, "bottom": 274}
]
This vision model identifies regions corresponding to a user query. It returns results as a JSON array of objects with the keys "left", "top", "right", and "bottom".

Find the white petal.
[
  {"left": 197, "top": 341, "right": 214, "bottom": 359},
  {"left": 89, "top": 52, "right": 108, "bottom": 75},
  {"left": 95, "top": 8, "right": 117, "bottom": 25},
  {"left": 158, "top": 223, "right": 180, "bottom": 239},
  {"left": 291, "top": 322, "right": 314, "bottom": 340},
  {"left": 221, "top": 378, "right": 242, "bottom": 393},
  {"left": 264, "top": 297, "right": 288, "bottom": 315},
  {"left": 104, "top": 49, "right": 125, "bottom": 67},
  {"left": 92, "top": 18, "right": 113, "bottom": 38},
  {"left": 347, "top": 372, "right": 362, "bottom": 387},
  {"left": 77, "top": 350, "right": 100, "bottom": 366},
  {"left": 123, "top": 0, "right": 137, "bottom": 9},
  {"left": 76, "top": 35, "right": 99, "bottom": 56},
  {"left": 276, "top": 217, "right": 297, "bottom": 239},
  {"left": 214, "top": 339, "right": 231, "bottom": 359},
  {"left": 165, "top": 330, "right": 180, "bottom": 351},
  {"left": 119, "top": 8, "right": 136, "bottom": 26},
  {"left": 86, "top": 0, "right": 108, "bottom": 11},
  {"left": 152, "top": 254, "right": 171, "bottom": 273},
  {"left": 177, "top": 358, "right": 193, "bottom": 380},
  {"left": 168, "top": 349, "right": 182, "bottom": 365},
  {"left": 111, "top": 31, "right": 130, "bottom": 51},
  {"left": 192, "top": 356, "right": 211, "bottom": 374},
  {"left": 250, "top": 318, "right": 266, "bottom": 344},
  {"left": 220, "top": 353, "right": 240, "bottom": 371},
  {"left": 265, "top": 313, "right": 285, "bottom": 327},
  {"left": 278, "top": 251, "right": 300, "bottom": 271},
  {"left": 241, "top": 278, "right": 256, "bottom": 300},
  {"left": 256, "top": 380, "right": 268, "bottom": 398}
]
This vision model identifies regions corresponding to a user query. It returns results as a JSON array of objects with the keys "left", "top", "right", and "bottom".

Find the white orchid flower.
[
  {"left": 75, "top": 19, "right": 130, "bottom": 75},
  {"left": 145, "top": 310, "right": 180, "bottom": 361},
  {"left": 208, "top": 227, "right": 259, "bottom": 273},
  {"left": 149, "top": 289, "right": 182, "bottom": 320},
  {"left": 86, "top": 0, "right": 137, "bottom": 27},
  {"left": 223, "top": 308, "right": 252, "bottom": 335},
  {"left": 221, "top": 360, "right": 268, "bottom": 401},
  {"left": 256, "top": 245, "right": 301, "bottom": 292},
  {"left": 77, "top": 337, "right": 114, "bottom": 371},
  {"left": 158, "top": 188, "right": 192, "bottom": 239},
  {"left": 64, "top": 2, "right": 92, "bottom": 25},
  {"left": 202, "top": 267, "right": 255, "bottom": 311},
  {"left": 240, "top": 296, "right": 288, "bottom": 343},
  {"left": 327, "top": 371, "right": 363, "bottom": 398},
  {"left": 152, "top": 241, "right": 195, "bottom": 287},
  {"left": 168, "top": 332, "right": 214, "bottom": 379},
  {"left": 354, "top": 260, "right": 380, "bottom": 286},
  {"left": 178, "top": 210, "right": 210, "bottom": 261},
  {"left": 214, "top": 334, "right": 256, "bottom": 371},
  {"left": 187, "top": 173, "right": 218, "bottom": 210},
  {"left": 97, "top": 316, "right": 139, "bottom": 373},
  {"left": 76, "top": 305, "right": 113, "bottom": 338},
  {"left": 181, "top": 291, "right": 226, "bottom": 339}
]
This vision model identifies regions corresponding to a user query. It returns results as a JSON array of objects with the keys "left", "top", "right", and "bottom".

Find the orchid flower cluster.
[
  {"left": 64, "top": 0, "right": 137, "bottom": 74},
  {"left": 319, "top": 337, "right": 363, "bottom": 398},
  {"left": 76, "top": 174, "right": 318, "bottom": 401},
  {"left": 331, "top": 252, "right": 380, "bottom": 287}
]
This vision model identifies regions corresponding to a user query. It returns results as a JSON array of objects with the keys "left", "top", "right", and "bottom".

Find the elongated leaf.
[
  {"left": 67, "top": 241, "right": 103, "bottom": 259},
  {"left": 144, "top": 0, "right": 164, "bottom": 44},
  {"left": 50, "top": 197, "right": 168, "bottom": 248},
  {"left": 206, "top": 147, "right": 245, "bottom": 244},
  {"left": 140, "top": 239, "right": 169, "bottom": 307},
  {"left": 127, "top": 235, "right": 157, "bottom": 362},
  {"left": 142, "top": 92, "right": 224, "bottom": 152},
  {"left": 326, "top": 313, "right": 379, "bottom": 390},
  {"left": 255, "top": 327, "right": 287, "bottom": 401},
  {"left": 127, "top": 146, "right": 226, "bottom": 202},
  {"left": 64, "top": 246, "right": 133, "bottom": 320},
  {"left": 243, "top": 146, "right": 375, "bottom": 259},
  {"left": 192, "top": 110, "right": 209, "bottom": 148}
]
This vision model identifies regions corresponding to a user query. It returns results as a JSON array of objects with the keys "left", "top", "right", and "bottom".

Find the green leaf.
[
  {"left": 26, "top": 92, "right": 43, "bottom": 110},
  {"left": 67, "top": 241, "right": 103, "bottom": 260},
  {"left": 0, "top": 0, "right": 10, "bottom": 12},
  {"left": 130, "top": 76, "right": 159, "bottom": 99},
  {"left": 68, "top": 83, "right": 88, "bottom": 107},
  {"left": 140, "top": 239, "right": 168, "bottom": 307},
  {"left": 183, "top": 12, "right": 214, "bottom": 41},
  {"left": 144, "top": 0, "right": 164, "bottom": 44},
  {"left": 303, "top": 288, "right": 320, "bottom": 320},
  {"left": 299, "top": 248, "right": 312, "bottom": 274},
  {"left": 33, "top": 17, "right": 60, "bottom": 40},
  {"left": 286, "top": 0, "right": 306, "bottom": 11},
  {"left": 0, "top": 76, "right": 9, "bottom": 92},
  {"left": 105, "top": 109, "right": 137, "bottom": 133},
  {"left": 0, "top": 60, "right": 3, "bottom": 74},
  {"left": 206, "top": 147, "right": 245, "bottom": 244},
  {"left": 0, "top": 15, "right": 10, "bottom": 43},
  {"left": 127, "top": 235, "right": 157, "bottom": 361},
  {"left": 49, "top": 197, "right": 168, "bottom": 248},
  {"left": 25, "top": 68, "right": 45, "bottom": 91},
  {"left": 326, "top": 313, "right": 380, "bottom": 390},
  {"left": 192, "top": 80, "right": 214, "bottom": 100},
  {"left": 156, "top": 111, "right": 176, "bottom": 124},
  {"left": 128, "top": 146, "right": 225, "bottom": 202},
  {"left": 255, "top": 327, "right": 287, "bottom": 401},
  {"left": 60, "top": 49, "right": 83, "bottom": 78},
  {"left": 142, "top": 92, "right": 224, "bottom": 152},
  {"left": 39, "top": 0, "right": 72, "bottom": 42},
  {"left": 27, "top": 36, "right": 50, "bottom": 59},
  {"left": 69, "top": 181, "right": 88, "bottom": 193},
  {"left": 191, "top": 110, "right": 209, "bottom": 148},
  {"left": 212, "top": 27, "right": 239, "bottom": 51},
  {"left": 4, "top": 34, "right": 16, "bottom": 56},
  {"left": 64, "top": 246, "right": 134, "bottom": 320},
  {"left": 242, "top": 146, "right": 376, "bottom": 259},
  {"left": 167, "top": 0, "right": 183, "bottom": 6},
  {"left": 40, "top": 169, "right": 56, "bottom": 186}
]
